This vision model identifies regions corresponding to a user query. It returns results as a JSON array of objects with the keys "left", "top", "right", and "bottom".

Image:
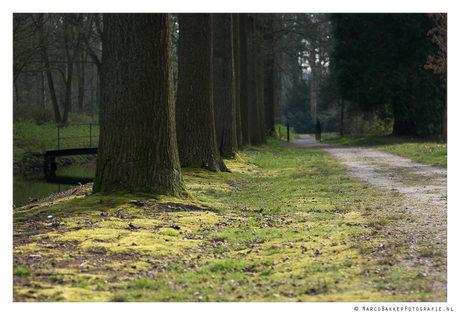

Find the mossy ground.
[{"left": 13, "top": 138, "right": 446, "bottom": 302}]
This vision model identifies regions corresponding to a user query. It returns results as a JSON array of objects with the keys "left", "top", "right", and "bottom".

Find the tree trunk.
[
  {"left": 93, "top": 13, "right": 184, "bottom": 195},
  {"left": 273, "top": 65, "right": 281, "bottom": 125},
  {"left": 264, "top": 13, "right": 275, "bottom": 136},
  {"left": 247, "top": 14, "right": 261, "bottom": 146},
  {"left": 213, "top": 13, "right": 238, "bottom": 157},
  {"left": 76, "top": 49, "right": 86, "bottom": 114},
  {"left": 239, "top": 13, "right": 250, "bottom": 146},
  {"left": 90, "top": 64, "right": 94, "bottom": 118},
  {"left": 256, "top": 15, "right": 266, "bottom": 143},
  {"left": 38, "top": 13, "right": 60, "bottom": 123},
  {"left": 43, "top": 52, "right": 61, "bottom": 124},
  {"left": 14, "top": 81, "right": 20, "bottom": 103},
  {"left": 233, "top": 14, "right": 243, "bottom": 150},
  {"left": 62, "top": 61, "right": 72, "bottom": 124},
  {"left": 340, "top": 99, "right": 344, "bottom": 136},
  {"left": 41, "top": 65, "right": 46, "bottom": 110},
  {"left": 443, "top": 105, "right": 447, "bottom": 143},
  {"left": 176, "top": 13, "right": 227, "bottom": 171},
  {"left": 309, "top": 38, "right": 317, "bottom": 122}
]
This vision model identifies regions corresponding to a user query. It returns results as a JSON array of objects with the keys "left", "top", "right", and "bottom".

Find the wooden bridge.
[
  {"left": 45, "top": 148, "right": 98, "bottom": 170},
  {"left": 39, "top": 123, "right": 99, "bottom": 170}
]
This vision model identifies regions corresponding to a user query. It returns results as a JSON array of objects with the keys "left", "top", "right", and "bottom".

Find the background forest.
[{"left": 13, "top": 13, "right": 447, "bottom": 168}]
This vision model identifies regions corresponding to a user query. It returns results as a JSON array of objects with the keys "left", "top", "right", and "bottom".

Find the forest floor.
[{"left": 12, "top": 136, "right": 449, "bottom": 304}]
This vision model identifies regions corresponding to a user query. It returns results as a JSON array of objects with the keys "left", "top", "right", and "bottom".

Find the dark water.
[{"left": 13, "top": 162, "right": 96, "bottom": 207}]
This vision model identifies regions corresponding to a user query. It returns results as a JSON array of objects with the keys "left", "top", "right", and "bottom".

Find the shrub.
[{"left": 370, "top": 115, "right": 393, "bottom": 136}]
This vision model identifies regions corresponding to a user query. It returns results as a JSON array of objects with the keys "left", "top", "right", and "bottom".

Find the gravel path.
[{"left": 289, "top": 134, "right": 447, "bottom": 296}]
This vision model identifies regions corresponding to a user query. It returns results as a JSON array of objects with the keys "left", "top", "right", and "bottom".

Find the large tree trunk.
[
  {"left": 175, "top": 13, "right": 227, "bottom": 171},
  {"left": 213, "top": 13, "right": 238, "bottom": 157},
  {"left": 233, "top": 14, "right": 243, "bottom": 150},
  {"left": 239, "top": 13, "right": 250, "bottom": 146},
  {"left": 264, "top": 13, "right": 275, "bottom": 136},
  {"left": 93, "top": 13, "right": 184, "bottom": 195},
  {"left": 247, "top": 14, "right": 262, "bottom": 146}
]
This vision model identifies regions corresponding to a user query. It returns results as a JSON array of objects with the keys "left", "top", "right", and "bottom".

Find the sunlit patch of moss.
[{"left": 15, "top": 286, "right": 113, "bottom": 302}]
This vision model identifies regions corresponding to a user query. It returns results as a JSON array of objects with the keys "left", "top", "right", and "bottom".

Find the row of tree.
[
  {"left": 93, "top": 13, "right": 280, "bottom": 194},
  {"left": 90, "top": 13, "right": 339, "bottom": 194}
]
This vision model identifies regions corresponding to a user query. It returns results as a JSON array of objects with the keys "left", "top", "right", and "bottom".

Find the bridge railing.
[{"left": 56, "top": 123, "right": 100, "bottom": 150}]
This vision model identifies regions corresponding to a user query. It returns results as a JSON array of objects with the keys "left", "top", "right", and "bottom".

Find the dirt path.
[{"left": 289, "top": 134, "right": 447, "bottom": 295}]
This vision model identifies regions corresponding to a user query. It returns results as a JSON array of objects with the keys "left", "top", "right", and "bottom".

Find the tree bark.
[
  {"left": 247, "top": 14, "right": 262, "bottom": 146},
  {"left": 176, "top": 13, "right": 227, "bottom": 171},
  {"left": 239, "top": 14, "right": 250, "bottom": 146},
  {"left": 93, "top": 13, "right": 184, "bottom": 195},
  {"left": 213, "top": 13, "right": 238, "bottom": 157}
]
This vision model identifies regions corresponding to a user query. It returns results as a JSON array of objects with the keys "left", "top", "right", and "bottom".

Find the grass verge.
[{"left": 13, "top": 138, "right": 446, "bottom": 302}]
